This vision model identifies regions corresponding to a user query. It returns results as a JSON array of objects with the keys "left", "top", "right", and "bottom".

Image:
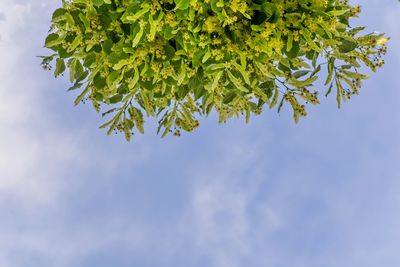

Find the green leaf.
[
  {"left": 175, "top": 0, "right": 190, "bottom": 10},
  {"left": 327, "top": 9, "right": 349, "bottom": 17},
  {"left": 269, "top": 86, "right": 279, "bottom": 109},
  {"left": 227, "top": 70, "right": 248, "bottom": 92},
  {"left": 79, "top": 13, "right": 90, "bottom": 31},
  {"left": 232, "top": 62, "right": 250, "bottom": 85},
  {"left": 74, "top": 85, "right": 90, "bottom": 106},
  {"left": 254, "top": 61, "right": 274, "bottom": 79},
  {"left": 109, "top": 94, "right": 123, "bottom": 104},
  {"left": 107, "top": 70, "right": 122, "bottom": 87},
  {"left": 286, "top": 42, "right": 300, "bottom": 58},
  {"left": 54, "top": 58, "right": 66, "bottom": 77},
  {"left": 342, "top": 70, "right": 369, "bottom": 80},
  {"left": 335, "top": 77, "right": 343, "bottom": 109},
  {"left": 288, "top": 76, "right": 318, "bottom": 87},
  {"left": 325, "top": 82, "right": 333, "bottom": 97},
  {"left": 338, "top": 39, "right": 358, "bottom": 53},
  {"left": 126, "top": 5, "right": 150, "bottom": 22},
  {"left": 128, "top": 66, "right": 140, "bottom": 89},
  {"left": 45, "top": 33, "right": 62, "bottom": 48},
  {"left": 277, "top": 97, "right": 284, "bottom": 113},
  {"left": 65, "top": 12, "right": 75, "bottom": 26},
  {"left": 131, "top": 107, "right": 144, "bottom": 134},
  {"left": 76, "top": 70, "right": 89, "bottom": 83},
  {"left": 192, "top": 49, "right": 206, "bottom": 67},
  {"left": 211, "top": 71, "right": 223, "bottom": 91},
  {"left": 94, "top": 74, "right": 107, "bottom": 89},
  {"left": 202, "top": 49, "right": 211, "bottom": 64},
  {"left": 132, "top": 26, "right": 144, "bottom": 47},
  {"left": 68, "top": 59, "right": 77, "bottom": 82},
  {"left": 93, "top": 0, "right": 104, "bottom": 7},
  {"left": 325, "top": 58, "right": 335, "bottom": 86},
  {"left": 68, "top": 82, "right": 84, "bottom": 92},
  {"left": 52, "top": 8, "right": 67, "bottom": 22},
  {"left": 223, "top": 91, "right": 237, "bottom": 104},
  {"left": 286, "top": 31, "right": 293, "bottom": 52},
  {"left": 84, "top": 53, "right": 97, "bottom": 68},
  {"left": 262, "top": 3, "right": 278, "bottom": 20},
  {"left": 292, "top": 70, "right": 310, "bottom": 79},
  {"left": 302, "top": 28, "right": 322, "bottom": 53},
  {"left": 164, "top": 44, "right": 176, "bottom": 59}
]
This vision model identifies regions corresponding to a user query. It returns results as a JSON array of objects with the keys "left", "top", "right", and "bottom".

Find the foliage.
[{"left": 42, "top": 0, "right": 388, "bottom": 140}]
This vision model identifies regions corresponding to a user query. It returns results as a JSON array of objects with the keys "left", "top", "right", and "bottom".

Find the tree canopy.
[{"left": 41, "top": 0, "right": 388, "bottom": 140}]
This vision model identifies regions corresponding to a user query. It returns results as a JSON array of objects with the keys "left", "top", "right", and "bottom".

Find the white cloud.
[
  {"left": 0, "top": 1, "right": 30, "bottom": 43},
  {"left": 0, "top": 0, "right": 152, "bottom": 204},
  {"left": 175, "top": 132, "right": 400, "bottom": 267},
  {"left": 176, "top": 138, "right": 283, "bottom": 267},
  {"left": 0, "top": 2, "right": 150, "bottom": 266},
  {"left": 0, "top": 0, "right": 53, "bottom": 204}
]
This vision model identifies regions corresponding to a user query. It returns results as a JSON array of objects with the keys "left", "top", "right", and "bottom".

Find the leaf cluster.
[{"left": 42, "top": 0, "right": 388, "bottom": 140}]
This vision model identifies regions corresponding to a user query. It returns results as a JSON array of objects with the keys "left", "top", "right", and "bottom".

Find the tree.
[{"left": 41, "top": 0, "right": 388, "bottom": 140}]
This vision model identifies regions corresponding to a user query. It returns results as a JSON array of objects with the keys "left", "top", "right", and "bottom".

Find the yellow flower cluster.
[
  {"left": 165, "top": 13, "right": 177, "bottom": 27},
  {"left": 229, "top": 0, "right": 249, "bottom": 15},
  {"left": 203, "top": 16, "right": 223, "bottom": 34}
]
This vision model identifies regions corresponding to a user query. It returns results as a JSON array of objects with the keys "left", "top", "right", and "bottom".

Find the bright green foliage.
[{"left": 42, "top": 0, "right": 388, "bottom": 140}]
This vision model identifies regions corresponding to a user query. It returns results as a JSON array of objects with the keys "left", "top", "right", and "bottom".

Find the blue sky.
[{"left": 0, "top": 1, "right": 399, "bottom": 267}]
